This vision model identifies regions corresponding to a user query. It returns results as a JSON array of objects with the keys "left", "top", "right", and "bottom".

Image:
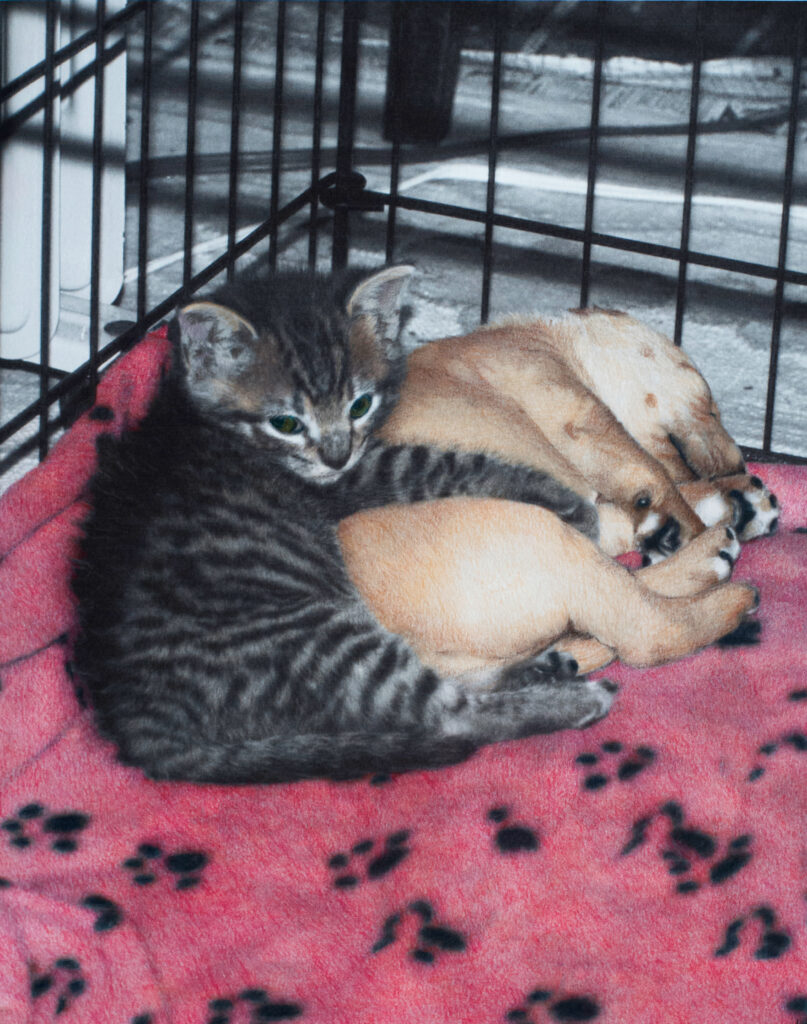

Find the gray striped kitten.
[{"left": 72, "top": 266, "right": 615, "bottom": 784}]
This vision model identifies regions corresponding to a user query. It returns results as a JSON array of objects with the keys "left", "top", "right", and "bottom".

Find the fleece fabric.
[{"left": 1, "top": 328, "right": 807, "bottom": 1024}]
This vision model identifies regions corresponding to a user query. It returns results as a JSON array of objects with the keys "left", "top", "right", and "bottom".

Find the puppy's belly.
[{"left": 338, "top": 498, "right": 574, "bottom": 661}]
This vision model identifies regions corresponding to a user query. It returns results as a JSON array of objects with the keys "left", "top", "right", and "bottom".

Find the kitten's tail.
[{"left": 140, "top": 732, "right": 479, "bottom": 785}]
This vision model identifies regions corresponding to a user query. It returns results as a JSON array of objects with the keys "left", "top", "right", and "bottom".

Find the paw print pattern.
[
  {"left": 206, "top": 987, "right": 302, "bottom": 1023},
  {"left": 748, "top": 729, "right": 807, "bottom": 782},
  {"left": 2, "top": 803, "right": 90, "bottom": 853},
  {"left": 785, "top": 995, "right": 807, "bottom": 1024},
  {"left": 371, "top": 900, "right": 466, "bottom": 964},
  {"left": 487, "top": 807, "right": 539, "bottom": 854},
  {"left": 505, "top": 985, "right": 601, "bottom": 1022},
  {"left": 80, "top": 893, "right": 123, "bottom": 931},
  {"left": 621, "top": 801, "right": 753, "bottom": 895},
  {"left": 30, "top": 956, "right": 88, "bottom": 1016},
  {"left": 575, "top": 741, "right": 656, "bottom": 791},
  {"left": 714, "top": 906, "right": 791, "bottom": 960},
  {"left": 121, "top": 843, "right": 208, "bottom": 890},
  {"left": 327, "top": 830, "right": 410, "bottom": 889}
]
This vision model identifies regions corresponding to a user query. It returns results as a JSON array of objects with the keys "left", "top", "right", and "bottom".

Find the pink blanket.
[{"left": 2, "top": 329, "right": 807, "bottom": 1024}]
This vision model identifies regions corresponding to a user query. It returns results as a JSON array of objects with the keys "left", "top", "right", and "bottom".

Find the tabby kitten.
[{"left": 72, "top": 266, "right": 615, "bottom": 784}]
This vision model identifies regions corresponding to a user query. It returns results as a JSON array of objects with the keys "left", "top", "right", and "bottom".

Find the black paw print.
[
  {"left": 80, "top": 893, "right": 123, "bottom": 931},
  {"left": 206, "top": 987, "right": 302, "bottom": 1023},
  {"left": 371, "top": 900, "right": 466, "bottom": 964},
  {"left": 327, "top": 830, "right": 410, "bottom": 889},
  {"left": 575, "top": 741, "right": 656, "bottom": 791},
  {"left": 487, "top": 807, "right": 539, "bottom": 854},
  {"left": 621, "top": 801, "right": 753, "bottom": 895},
  {"left": 748, "top": 729, "right": 807, "bottom": 782},
  {"left": 30, "top": 956, "right": 88, "bottom": 1016},
  {"left": 505, "top": 986, "right": 601, "bottom": 1022},
  {"left": 121, "top": 843, "right": 208, "bottom": 890},
  {"left": 2, "top": 803, "right": 90, "bottom": 853},
  {"left": 715, "top": 906, "right": 791, "bottom": 960},
  {"left": 785, "top": 995, "right": 807, "bottom": 1024}
]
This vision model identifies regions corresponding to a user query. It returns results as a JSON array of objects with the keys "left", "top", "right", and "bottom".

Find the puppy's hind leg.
[{"left": 551, "top": 523, "right": 748, "bottom": 673}]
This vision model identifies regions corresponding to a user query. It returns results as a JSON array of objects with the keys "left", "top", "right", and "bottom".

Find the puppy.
[{"left": 337, "top": 308, "right": 774, "bottom": 680}]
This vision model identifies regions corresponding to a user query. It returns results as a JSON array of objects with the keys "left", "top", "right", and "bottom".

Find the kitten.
[{"left": 71, "top": 266, "right": 615, "bottom": 784}]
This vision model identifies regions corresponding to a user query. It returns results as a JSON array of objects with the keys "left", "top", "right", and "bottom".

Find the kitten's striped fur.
[{"left": 72, "top": 266, "right": 614, "bottom": 784}]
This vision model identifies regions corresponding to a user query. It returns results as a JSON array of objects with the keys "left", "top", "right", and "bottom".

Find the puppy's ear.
[
  {"left": 175, "top": 302, "right": 258, "bottom": 405},
  {"left": 346, "top": 265, "right": 414, "bottom": 341}
]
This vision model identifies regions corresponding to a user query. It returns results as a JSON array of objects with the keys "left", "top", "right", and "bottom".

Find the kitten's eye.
[
  {"left": 349, "top": 393, "right": 373, "bottom": 420},
  {"left": 269, "top": 414, "right": 303, "bottom": 435}
]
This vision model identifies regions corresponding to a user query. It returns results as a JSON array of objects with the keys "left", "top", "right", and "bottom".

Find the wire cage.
[{"left": 1, "top": 0, "right": 805, "bottom": 485}]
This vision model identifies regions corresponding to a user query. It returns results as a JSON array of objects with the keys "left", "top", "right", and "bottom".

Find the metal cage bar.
[
  {"left": 38, "top": 1, "right": 57, "bottom": 460},
  {"left": 182, "top": 0, "right": 200, "bottom": 292},
  {"left": 579, "top": 0, "right": 606, "bottom": 309},
  {"left": 762, "top": 4, "right": 805, "bottom": 455},
  {"left": 480, "top": 4, "right": 504, "bottom": 325},
  {"left": 1, "top": 0, "right": 806, "bottom": 477},
  {"left": 88, "top": 0, "right": 107, "bottom": 398},
  {"left": 136, "top": 1, "right": 154, "bottom": 324},
  {"left": 384, "top": 1, "right": 404, "bottom": 265},
  {"left": 268, "top": 0, "right": 287, "bottom": 270},
  {"left": 673, "top": 1, "right": 704, "bottom": 348},
  {"left": 307, "top": 1, "right": 327, "bottom": 267},
  {"left": 226, "top": 0, "right": 245, "bottom": 280}
]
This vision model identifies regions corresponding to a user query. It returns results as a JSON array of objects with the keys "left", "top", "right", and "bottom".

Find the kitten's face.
[{"left": 176, "top": 266, "right": 413, "bottom": 483}]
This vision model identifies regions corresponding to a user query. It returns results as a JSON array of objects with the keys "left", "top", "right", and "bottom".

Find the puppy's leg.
[
  {"left": 552, "top": 524, "right": 747, "bottom": 672},
  {"left": 339, "top": 499, "right": 759, "bottom": 680}
]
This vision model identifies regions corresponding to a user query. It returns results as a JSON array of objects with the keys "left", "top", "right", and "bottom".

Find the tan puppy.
[{"left": 338, "top": 309, "right": 775, "bottom": 679}]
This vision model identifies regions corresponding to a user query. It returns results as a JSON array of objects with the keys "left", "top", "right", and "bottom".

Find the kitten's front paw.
[
  {"left": 528, "top": 647, "right": 581, "bottom": 681},
  {"left": 499, "top": 648, "right": 582, "bottom": 690},
  {"left": 729, "top": 477, "right": 779, "bottom": 540},
  {"left": 573, "top": 678, "right": 618, "bottom": 729}
]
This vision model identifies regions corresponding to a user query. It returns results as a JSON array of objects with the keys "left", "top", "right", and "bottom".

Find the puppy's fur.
[{"left": 338, "top": 309, "right": 775, "bottom": 679}]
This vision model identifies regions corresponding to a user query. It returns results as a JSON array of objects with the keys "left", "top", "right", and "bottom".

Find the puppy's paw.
[
  {"left": 729, "top": 477, "right": 779, "bottom": 540},
  {"left": 712, "top": 526, "right": 742, "bottom": 581}
]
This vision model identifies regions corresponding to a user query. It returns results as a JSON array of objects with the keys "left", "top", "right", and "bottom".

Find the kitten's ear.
[
  {"left": 346, "top": 265, "right": 414, "bottom": 339},
  {"left": 175, "top": 302, "right": 258, "bottom": 396}
]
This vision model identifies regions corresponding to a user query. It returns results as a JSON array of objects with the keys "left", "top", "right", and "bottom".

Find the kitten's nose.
[{"left": 319, "top": 433, "right": 351, "bottom": 470}]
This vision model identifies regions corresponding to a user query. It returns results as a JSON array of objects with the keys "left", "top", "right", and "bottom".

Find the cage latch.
[{"left": 317, "top": 171, "right": 384, "bottom": 212}]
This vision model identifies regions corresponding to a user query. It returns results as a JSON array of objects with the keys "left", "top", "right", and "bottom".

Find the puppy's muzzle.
[{"left": 639, "top": 516, "right": 682, "bottom": 566}]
